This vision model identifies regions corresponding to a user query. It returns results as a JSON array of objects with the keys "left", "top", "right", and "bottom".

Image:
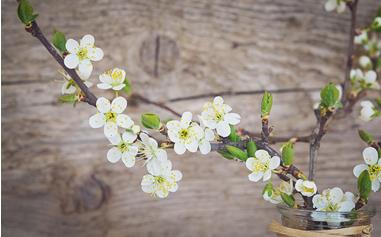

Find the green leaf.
[
  {"left": 141, "top": 113, "right": 161, "bottom": 129},
  {"left": 262, "top": 182, "right": 273, "bottom": 196},
  {"left": 123, "top": 77, "right": 132, "bottom": 95},
  {"left": 358, "top": 170, "right": 372, "bottom": 200},
  {"left": 371, "top": 17, "right": 381, "bottom": 32},
  {"left": 246, "top": 140, "right": 257, "bottom": 157},
  {"left": 225, "top": 145, "right": 248, "bottom": 161},
  {"left": 59, "top": 94, "right": 77, "bottom": 104},
  {"left": 281, "top": 143, "right": 294, "bottom": 166},
  {"left": 17, "top": 0, "right": 38, "bottom": 25},
  {"left": 228, "top": 125, "right": 240, "bottom": 142},
  {"left": 217, "top": 150, "right": 235, "bottom": 160},
  {"left": 52, "top": 30, "right": 66, "bottom": 53},
  {"left": 261, "top": 91, "right": 273, "bottom": 117},
  {"left": 358, "top": 130, "right": 373, "bottom": 144},
  {"left": 280, "top": 193, "right": 295, "bottom": 208},
  {"left": 320, "top": 83, "right": 340, "bottom": 109}
]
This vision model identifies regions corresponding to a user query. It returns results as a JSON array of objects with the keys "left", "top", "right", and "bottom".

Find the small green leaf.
[
  {"left": 228, "top": 125, "right": 240, "bottom": 142},
  {"left": 320, "top": 83, "right": 340, "bottom": 109},
  {"left": 358, "top": 130, "right": 373, "bottom": 144},
  {"left": 280, "top": 193, "right": 295, "bottom": 208},
  {"left": 217, "top": 150, "right": 235, "bottom": 160},
  {"left": 261, "top": 91, "right": 273, "bottom": 117},
  {"left": 17, "top": 0, "right": 38, "bottom": 25},
  {"left": 59, "top": 94, "right": 77, "bottom": 104},
  {"left": 225, "top": 145, "right": 248, "bottom": 161},
  {"left": 246, "top": 140, "right": 257, "bottom": 157},
  {"left": 123, "top": 77, "right": 132, "bottom": 95},
  {"left": 358, "top": 170, "right": 372, "bottom": 200},
  {"left": 52, "top": 30, "right": 66, "bottom": 53},
  {"left": 281, "top": 143, "right": 294, "bottom": 166},
  {"left": 262, "top": 182, "right": 273, "bottom": 196},
  {"left": 141, "top": 113, "right": 161, "bottom": 129}
]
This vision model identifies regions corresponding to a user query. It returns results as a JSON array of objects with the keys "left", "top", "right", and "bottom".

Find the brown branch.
[
  {"left": 132, "top": 93, "right": 181, "bottom": 117},
  {"left": 167, "top": 87, "right": 321, "bottom": 103},
  {"left": 308, "top": 0, "right": 359, "bottom": 181},
  {"left": 24, "top": 22, "right": 97, "bottom": 106}
]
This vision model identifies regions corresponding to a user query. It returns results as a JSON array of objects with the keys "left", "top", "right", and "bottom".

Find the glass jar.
[{"left": 274, "top": 205, "right": 376, "bottom": 237}]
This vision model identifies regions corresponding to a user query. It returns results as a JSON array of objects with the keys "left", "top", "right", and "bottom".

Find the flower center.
[
  {"left": 112, "top": 70, "right": 123, "bottom": 80},
  {"left": 155, "top": 176, "right": 166, "bottom": 184},
  {"left": 253, "top": 160, "right": 269, "bottom": 172},
  {"left": 369, "top": 164, "right": 381, "bottom": 180},
  {"left": 77, "top": 48, "right": 88, "bottom": 60},
  {"left": 302, "top": 186, "right": 315, "bottom": 194},
  {"left": 179, "top": 129, "right": 189, "bottom": 140},
  {"left": 118, "top": 142, "right": 130, "bottom": 152},
  {"left": 105, "top": 112, "right": 117, "bottom": 122}
]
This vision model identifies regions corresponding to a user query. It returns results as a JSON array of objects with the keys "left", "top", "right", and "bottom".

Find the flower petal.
[
  {"left": 269, "top": 156, "right": 280, "bottom": 169},
  {"left": 324, "top": 0, "right": 337, "bottom": 12},
  {"left": 156, "top": 149, "right": 167, "bottom": 162},
  {"left": 64, "top": 54, "right": 79, "bottom": 69},
  {"left": 248, "top": 172, "right": 263, "bottom": 182},
  {"left": 245, "top": 158, "right": 255, "bottom": 171},
  {"left": 116, "top": 114, "right": 134, "bottom": 128},
  {"left": 185, "top": 141, "right": 198, "bottom": 152},
  {"left": 96, "top": 97, "right": 111, "bottom": 113},
  {"left": 111, "top": 97, "right": 127, "bottom": 113},
  {"left": 141, "top": 174, "right": 155, "bottom": 186},
  {"left": 174, "top": 142, "right": 186, "bottom": 155},
  {"left": 199, "top": 140, "right": 211, "bottom": 155},
  {"left": 141, "top": 184, "right": 155, "bottom": 193},
  {"left": 107, "top": 147, "right": 121, "bottom": 163},
  {"left": 262, "top": 170, "right": 272, "bottom": 181},
  {"left": 371, "top": 180, "right": 380, "bottom": 192},
  {"left": 216, "top": 121, "right": 230, "bottom": 137},
  {"left": 181, "top": 112, "right": 192, "bottom": 127},
  {"left": 255, "top": 150, "right": 270, "bottom": 160},
  {"left": 112, "top": 84, "right": 125, "bottom": 91},
  {"left": 122, "top": 131, "right": 137, "bottom": 143},
  {"left": 213, "top": 96, "right": 224, "bottom": 105},
  {"left": 88, "top": 47, "right": 104, "bottom": 61},
  {"left": 78, "top": 60, "right": 93, "bottom": 77},
  {"left": 121, "top": 152, "right": 136, "bottom": 168},
  {"left": 363, "top": 147, "right": 378, "bottom": 165},
  {"left": 225, "top": 113, "right": 241, "bottom": 125},
  {"left": 329, "top": 187, "right": 344, "bottom": 204},
  {"left": 97, "top": 83, "right": 113, "bottom": 90},
  {"left": 171, "top": 170, "right": 183, "bottom": 181},
  {"left": 353, "top": 164, "right": 368, "bottom": 177},
  {"left": 99, "top": 73, "right": 113, "bottom": 84},
  {"left": 89, "top": 113, "right": 105, "bottom": 128},
  {"left": 65, "top": 39, "right": 79, "bottom": 54},
  {"left": 80, "top": 34, "right": 95, "bottom": 47},
  {"left": 104, "top": 122, "right": 118, "bottom": 138}
]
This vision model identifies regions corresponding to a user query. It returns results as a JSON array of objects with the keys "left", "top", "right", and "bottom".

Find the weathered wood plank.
[{"left": 2, "top": 0, "right": 381, "bottom": 236}]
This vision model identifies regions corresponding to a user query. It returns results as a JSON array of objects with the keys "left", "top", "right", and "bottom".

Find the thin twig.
[
  {"left": 25, "top": 22, "right": 97, "bottom": 106},
  {"left": 132, "top": 93, "right": 181, "bottom": 117}
]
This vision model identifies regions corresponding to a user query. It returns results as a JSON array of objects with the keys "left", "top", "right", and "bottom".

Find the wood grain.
[{"left": 2, "top": 0, "right": 381, "bottom": 236}]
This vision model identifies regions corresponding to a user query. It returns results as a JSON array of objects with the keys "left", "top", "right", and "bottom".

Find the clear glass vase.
[{"left": 275, "top": 205, "right": 376, "bottom": 237}]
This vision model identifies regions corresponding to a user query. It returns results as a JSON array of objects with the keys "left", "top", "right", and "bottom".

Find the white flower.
[
  {"left": 200, "top": 96, "right": 241, "bottom": 137},
  {"left": 353, "top": 147, "right": 381, "bottom": 192},
  {"left": 166, "top": 112, "right": 203, "bottom": 155},
  {"left": 350, "top": 69, "right": 380, "bottom": 90},
  {"left": 373, "top": 17, "right": 381, "bottom": 28},
  {"left": 64, "top": 34, "right": 104, "bottom": 76},
  {"left": 360, "top": 100, "right": 377, "bottom": 122},
  {"left": 107, "top": 132, "right": 138, "bottom": 167},
  {"left": 312, "top": 187, "right": 356, "bottom": 212},
  {"left": 89, "top": 97, "right": 133, "bottom": 138},
  {"left": 324, "top": 0, "right": 346, "bottom": 13},
  {"left": 141, "top": 160, "right": 182, "bottom": 198},
  {"left": 59, "top": 70, "right": 92, "bottom": 95},
  {"left": 354, "top": 31, "right": 368, "bottom": 45},
  {"left": 198, "top": 128, "right": 215, "bottom": 155},
  {"left": 245, "top": 150, "right": 280, "bottom": 182},
  {"left": 359, "top": 56, "right": 372, "bottom": 69},
  {"left": 97, "top": 68, "right": 126, "bottom": 91},
  {"left": 295, "top": 179, "right": 317, "bottom": 197},
  {"left": 263, "top": 180, "right": 293, "bottom": 204},
  {"left": 138, "top": 133, "right": 167, "bottom": 166}
]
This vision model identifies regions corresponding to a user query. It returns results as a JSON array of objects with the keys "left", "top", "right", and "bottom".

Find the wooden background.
[{"left": 2, "top": 0, "right": 381, "bottom": 236}]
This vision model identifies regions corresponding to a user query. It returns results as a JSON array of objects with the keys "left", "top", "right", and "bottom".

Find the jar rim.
[{"left": 276, "top": 204, "right": 376, "bottom": 217}]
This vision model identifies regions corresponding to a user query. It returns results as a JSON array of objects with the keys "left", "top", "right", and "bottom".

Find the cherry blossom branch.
[
  {"left": 308, "top": 0, "right": 359, "bottom": 181},
  {"left": 24, "top": 21, "right": 97, "bottom": 106}
]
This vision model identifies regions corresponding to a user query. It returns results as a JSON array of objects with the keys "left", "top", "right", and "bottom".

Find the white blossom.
[
  {"left": 359, "top": 56, "right": 372, "bottom": 69},
  {"left": 107, "top": 132, "right": 138, "bottom": 167},
  {"left": 97, "top": 68, "right": 126, "bottom": 91},
  {"left": 360, "top": 100, "right": 377, "bottom": 122},
  {"left": 350, "top": 69, "right": 380, "bottom": 90},
  {"left": 354, "top": 31, "right": 368, "bottom": 45},
  {"left": 141, "top": 160, "right": 182, "bottom": 198},
  {"left": 138, "top": 133, "right": 167, "bottom": 167},
  {"left": 245, "top": 150, "right": 280, "bottom": 182},
  {"left": 263, "top": 180, "right": 293, "bottom": 204},
  {"left": 59, "top": 70, "right": 92, "bottom": 95},
  {"left": 324, "top": 0, "right": 346, "bottom": 13},
  {"left": 166, "top": 112, "right": 203, "bottom": 155},
  {"left": 353, "top": 147, "right": 381, "bottom": 192},
  {"left": 312, "top": 187, "right": 356, "bottom": 212},
  {"left": 197, "top": 117, "right": 215, "bottom": 155},
  {"left": 200, "top": 96, "right": 241, "bottom": 137},
  {"left": 64, "top": 34, "right": 103, "bottom": 76},
  {"left": 89, "top": 97, "right": 133, "bottom": 138},
  {"left": 295, "top": 179, "right": 317, "bottom": 197}
]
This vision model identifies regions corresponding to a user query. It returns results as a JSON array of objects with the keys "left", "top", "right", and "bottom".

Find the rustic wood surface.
[{"left": 2, "top": 0, "right": 381, "bottom": 236}]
